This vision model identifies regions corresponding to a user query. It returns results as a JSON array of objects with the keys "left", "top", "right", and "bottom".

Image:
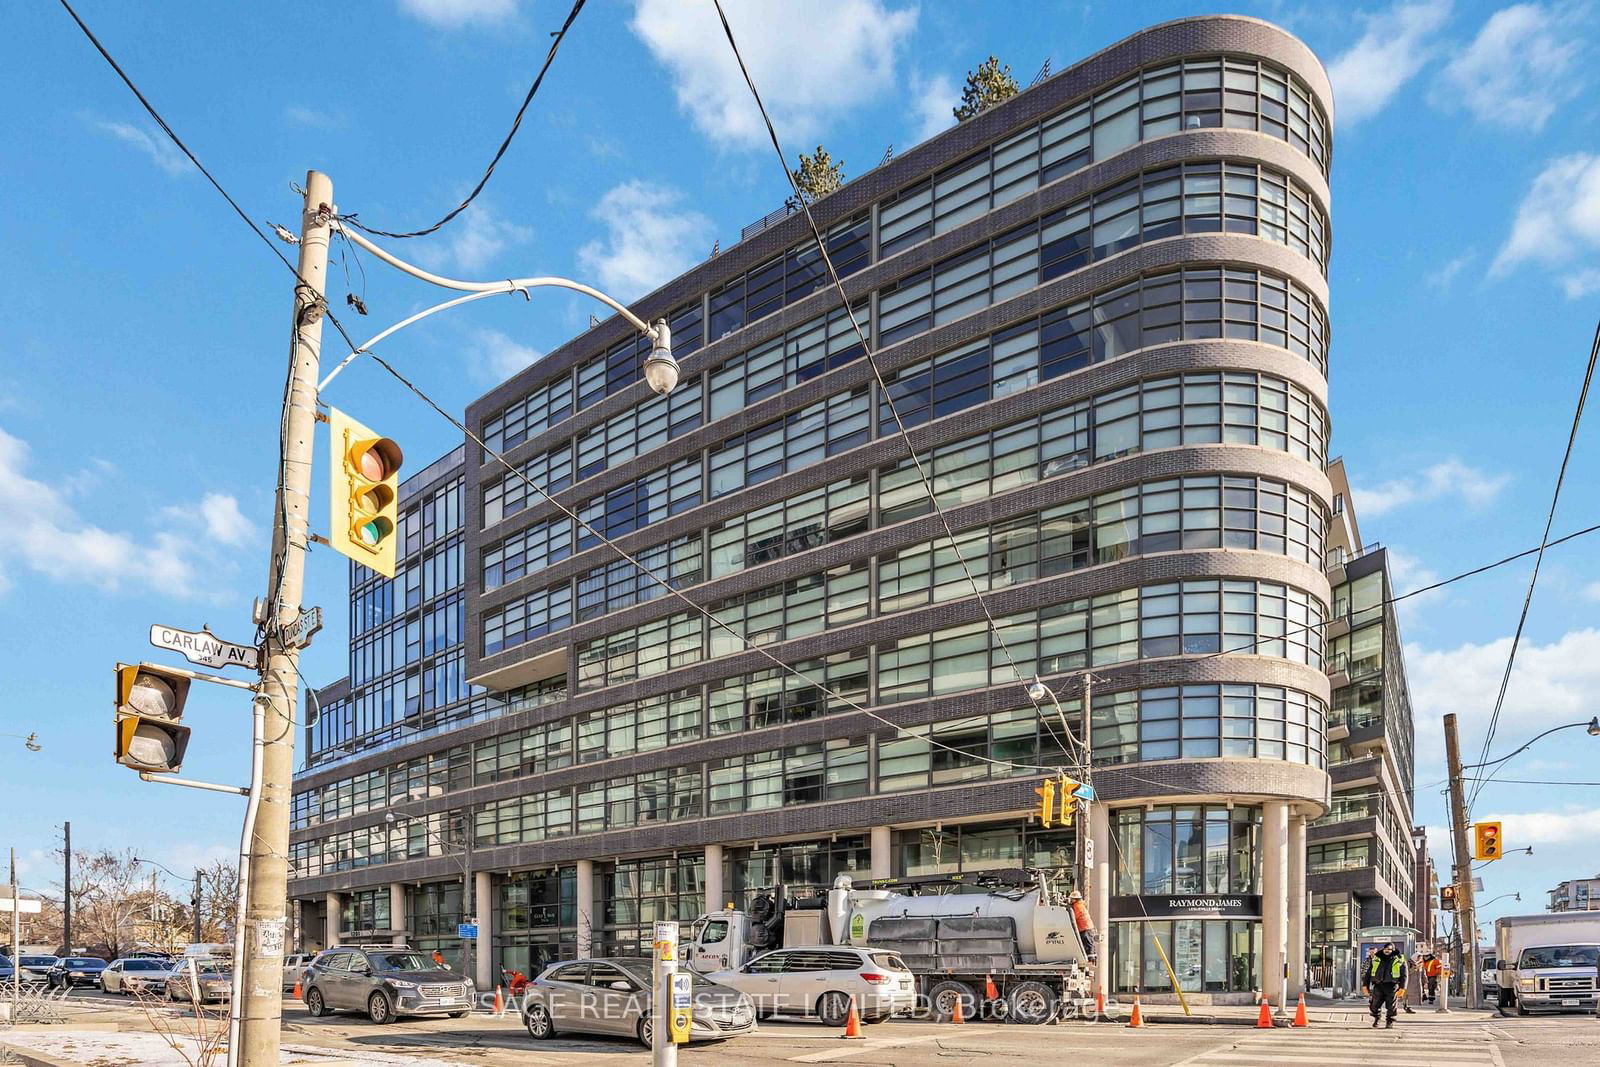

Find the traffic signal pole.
[
  {"left": 1443, "top": 713, "right": 1479, "bottom": 1008},
  {"left": 237, "top": 170, "right": 333, "bottom": 1067}
]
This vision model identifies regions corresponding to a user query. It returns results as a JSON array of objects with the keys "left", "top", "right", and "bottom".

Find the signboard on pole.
[
  {"left": 669, "top": 972, "right": 692, "bottom": 1044},
  {"left": 149, "top": 624, "right": 259, "bottom": 670},
  {"left": 458, "top": 923, "right": 479, "bottom": 940},
  {"left": 0, "top": 898, "right": 41, "bottom": 914}
]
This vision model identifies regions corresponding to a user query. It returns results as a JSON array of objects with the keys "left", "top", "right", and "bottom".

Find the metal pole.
[
  {"left": 11, "top": 848, "right": 20, "bottom": 1019},
  {"left": 460, "top": 811, "right": 474, "bottom": 985},
  {"left": 238, "top": 170, "right": 332, "bottom": 1067},
  {"left": 652, "top": 921, "right": 678, "bottom": 1067},
  {"left": 1075, "top": 673, "right": 1092, "bottom": 897},
  {"left": 1444, "top": 713, "right": 1479, "bottom": 1009},
  {"left": 193, "top": 870, "right": 203, "bottom": 945},
  {"left": 62, "top": 822, "right": 71, "bottom": 954}
]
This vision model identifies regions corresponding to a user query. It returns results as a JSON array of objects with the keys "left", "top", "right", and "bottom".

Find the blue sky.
[{"left": 3, "top": 0, "right": 1598, "bottom": 929}]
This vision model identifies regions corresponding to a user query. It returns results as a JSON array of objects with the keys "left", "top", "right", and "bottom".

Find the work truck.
[
  {"left": 1494, "top": 912, "right": 1600, "bottom": 1015},
  {"left": 684, "top": 869, "right": 1093, "bottom": 1023}
]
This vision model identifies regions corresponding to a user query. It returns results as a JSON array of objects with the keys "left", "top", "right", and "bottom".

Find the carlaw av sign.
[{"left": 149, "top": 624, "right": 259, "bottom": 670}]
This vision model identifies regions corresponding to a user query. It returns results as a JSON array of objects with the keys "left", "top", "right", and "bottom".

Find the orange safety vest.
[
  {"left": 1424, "top": 957, "right": 1442, "bottom": 977},
  {"left": 1070, "top": 899, "right": 1093, "bottom": 932}
]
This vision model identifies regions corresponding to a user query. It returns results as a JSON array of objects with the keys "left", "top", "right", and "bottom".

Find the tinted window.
[
  {"left": 22, "top": 957, "right": 56, "bottom": 966},
  {"left": 548, "top": 963, "right": 588, "bottom": 983},
  {"left": 64, "top": 959, "right": 103, "bottom": 968},
  {"left": 587, "top": 964, "right": 632, "bottom": 988},
  {"left": 747, "top": 952, "right": 787, "bottom": 974}
]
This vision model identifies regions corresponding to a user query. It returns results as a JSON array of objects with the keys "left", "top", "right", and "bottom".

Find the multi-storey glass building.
[
  {"left": 1306, "top": 458, "right": 1418, "bottom": 991},
  {"left": 289, "top": 15, "right": 1336, "bottom": 1004}
]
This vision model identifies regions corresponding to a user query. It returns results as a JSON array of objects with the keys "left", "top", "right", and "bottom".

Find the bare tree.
[
  {"left": 36, "top": 848, "right": 181, "bottom": 957},
  {"left": 198, "top": 860, "right": 238, "bottom": 946},
  {"left": 787, "top": 145, "right": 845, "bottom": 208},
  {"left": 954, "top": 56, "right": 1020, "bottom": 121}
]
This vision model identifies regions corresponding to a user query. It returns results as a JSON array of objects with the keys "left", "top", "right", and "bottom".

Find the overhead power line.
[
  {"left": 338, "top": 0, "right": 588, "bottom": 240},
  {"left": 1470, "top": 316, "right": 1599, "bottom": 809}
]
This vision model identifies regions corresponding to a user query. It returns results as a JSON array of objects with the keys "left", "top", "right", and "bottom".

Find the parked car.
[
  {"left": 9, "top": 955, "right": 58, "bottom": 986},
  {"left": 282, "top": 953, "right": 315, "bottom": 992},
  {"left": 707, "top": 946, "right": 915, "bottom": 1024},
  {"left": 165, "top": 960, "right": 232, "bottom": 1005},
  {"left": 522, "top": 957, "right": 755, "bottom": 1047},
  {"left": 301, "top": 947, "right": 473, "bottom": 1023},
  {"left": 48, "top": 957, "right": 108, "bottom": 989},
  {"left": 99, "top": 957, "right": 174, "bottom": 995}
]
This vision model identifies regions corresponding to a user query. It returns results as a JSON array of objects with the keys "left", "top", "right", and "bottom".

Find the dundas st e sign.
[{"left": 1109, "top": 894, "right": 1263, "bottom": 919}]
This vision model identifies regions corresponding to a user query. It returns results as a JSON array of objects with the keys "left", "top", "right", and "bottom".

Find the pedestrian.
[
  {"left": 431, "top": 949, "right": 446, "bottom": 968},
  {"left": 1067, "top": 890, "right": 1096, "bottom": 962},
  {"left": 1422, "top": 951, "right": 1442, "bottom": 1003},
  {"left": 1363, "top": 941, "right": 1408, "bottom": 1028}
]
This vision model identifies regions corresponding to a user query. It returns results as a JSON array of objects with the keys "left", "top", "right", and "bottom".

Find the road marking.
[
  {"left": 1169, "top": 1027, "right": 1500, "bottom": 1067},
  {"left": 787, "top": 1027, "right": 1000, "bottom": 1062}
]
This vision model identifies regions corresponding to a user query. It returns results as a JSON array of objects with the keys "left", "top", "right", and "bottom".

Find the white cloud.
[
  {"left": 198, "top": 493, "right": 254, "bottom": 547},
  {"left": 397, "top": 0, "right": 517, "bottom": 27},
  {"left": 1581, "top": 580, "right": 1600, "bottom": 602},
  {"left": 1479, "top": 807, "right": 1600, "bottom": 845},
  {"left": 1434, "top": 3, "right": 1585, "bottom": 130},
  {"left": 1383, "top": 546, "right": 1444, "bottom": 621},
  {"left": 1408, "top": 628, "right": 1600, "bottom": 794},
  {"left": 1424, "top": 251, "right": 1474, "bottom": 291},
  {"left": 1326, "top": 0, "right": 1453, "bottom": 125},
  {"left": 577, "top": 181, "right": 714, "bottom": 302},
  {"left": 1352, "top": 457, "right": 1509, "bottom": 518},
  {"left": 87, "top": 118, "right": 187, "bottom": 176},
  {"left": 417, "top": 203, "right": 532, "bottom": 275},
  {"left": 1490, "top": 153, "right": 1600, "bottom": 277},
  {"left": 284, "top": 105, "right": 343, "bottom": 129},
  {"left": 630, "top": 0, "right": 918, "bottom": 149},
  {"left": 910, "top": 71, "right": 958, "bottom": 144},
  {"left": 0, "top": 426, "right": 247, "bottom": 600},
  {"left": 471, "top": 328, "right": 541, "bottom": 384},
  {"left": 1561, "top": 267, "right": 1600, "bottom": 299}
]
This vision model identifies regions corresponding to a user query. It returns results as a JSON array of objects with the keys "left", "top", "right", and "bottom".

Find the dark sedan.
[{"left": 48, "top": 957, "right": 107, "bottom": 988}]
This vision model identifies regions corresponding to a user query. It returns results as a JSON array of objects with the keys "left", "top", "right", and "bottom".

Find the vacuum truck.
[{"left": 684, "top": 869, "right": 1093, "bottom": 1023}]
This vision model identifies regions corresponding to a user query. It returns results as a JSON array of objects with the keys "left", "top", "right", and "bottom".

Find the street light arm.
[{"left": 1465, "top": 718, "right": 1600, "bottom": 770}]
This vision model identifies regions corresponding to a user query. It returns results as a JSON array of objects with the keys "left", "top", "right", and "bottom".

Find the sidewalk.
[{"left": 1136, "top": 992, "right": 1498, "bottom": 1026}]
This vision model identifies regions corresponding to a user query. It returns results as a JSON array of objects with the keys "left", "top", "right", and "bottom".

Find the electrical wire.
[
  {"left": 1466, "top": 777, "right": 1600, "bottom": 787},
  {"left": 337, "top": 0, "right": 587, "bottom": 240},
  {"left": 1469, "top": 316, "right": 1600, "bottom": 808},
  {"left": 360, "top": 347, "right": 1069, "bottom": 777},
  {"left": 706, "top": 0, "right": 1071, "bottom": 758}
]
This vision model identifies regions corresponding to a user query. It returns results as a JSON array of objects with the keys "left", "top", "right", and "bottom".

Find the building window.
[
  {"left": 1113, "top": 805, "right": 1262, "bottom": 896},
  {"left": 1111, "top": 918, "right": 1261, "bottom": 994}
]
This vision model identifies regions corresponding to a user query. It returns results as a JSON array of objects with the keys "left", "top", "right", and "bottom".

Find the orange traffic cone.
[
  {"left": 493, "top": 985, "right": 505, "bottom": 1016},
  {"left": 985, "top": 974, "right": 999, "bottom": 1001},
  {"left": 292, "top": 978, "right": 302, "bottom": 1001},
  {"left": 1256, "top": 993, "right": 1275, "bottom": 1028},
  {"left": 1126, "top": 995, "right": 1144, "bottom": 1028},
  {"left": 1094, "top": 988, "right": 1105, "bottom": 1021},
  {"left": 1292, "top": 992, "right": 1308, "bottom": 1028},
  {"left": 950, "top": 993, "right": 966, "bottom": 1024},
  {"left": 840, "top": 995, "right": 864, "bottom": 1039}
]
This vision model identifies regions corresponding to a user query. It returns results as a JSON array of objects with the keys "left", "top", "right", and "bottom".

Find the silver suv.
[{"left": 301, "top": 947, "right": 474, "bottom": 1024}]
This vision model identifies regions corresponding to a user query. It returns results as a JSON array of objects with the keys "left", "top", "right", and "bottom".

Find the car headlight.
[
  {"left": 390, "top": 980, "right": 418, "bottom": 990},
  {"left": 1518, "top": 978, "right": 1535, "bottom": 990}
]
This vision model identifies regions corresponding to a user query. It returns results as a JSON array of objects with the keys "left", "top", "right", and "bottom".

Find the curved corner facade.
[{"left": 288, "top": 17, "right": 1336, "bottom": 1005}]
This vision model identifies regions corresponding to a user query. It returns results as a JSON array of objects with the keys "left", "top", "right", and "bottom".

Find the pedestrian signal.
[
  {"left": 113, "top": 663, "right": 192, "bottom": 773},
  {"left": 1440, "top": 884, "right": 1457, "bottom": 911}
]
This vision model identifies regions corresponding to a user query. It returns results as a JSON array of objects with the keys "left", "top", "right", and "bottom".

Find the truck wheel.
[
  {"left": 1006, "top": 980, "right": 1057, "bottom": 1025},
  {"left": 927, "top": 980, "right": 975, "bottom": 1023}
]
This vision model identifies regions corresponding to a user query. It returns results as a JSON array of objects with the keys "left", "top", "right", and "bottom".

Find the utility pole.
[
  {"left": 62, "top": 822, "right": 71, "bottom": 954},
  {"left": 237, "top": 171, "right": 333, "bottom": 1067},
  {"left": 10, "top": 849, "right": 20, "bottom": 1017},
  {"left": 192, "top": 870, "right": 203, "bottom": 945},
  {"left": 1443, "top": 713, "right": 1478, "bottom": 1008},
  {"left": 1074, "top": 672, "right": 1093, "bottom": 898}
]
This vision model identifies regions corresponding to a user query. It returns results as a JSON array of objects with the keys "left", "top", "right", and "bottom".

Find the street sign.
[
  {"left": 1084, "top": 838, "right": 1095, "bottom": 867},
  {"left": 1073, "top": 783, "right": 1097, "bottom": 801},
  {"left": 284, "top": 606, "right": 323, "bottom": 650},
  {"left": 149, "top": 624, "right": 259, "bottom": 670},
  {"left": 457, "top": 923, "right": 478, "bottom": 939},
  {"left": 0, "top": 898, "right": 41, "bottom": 914}
]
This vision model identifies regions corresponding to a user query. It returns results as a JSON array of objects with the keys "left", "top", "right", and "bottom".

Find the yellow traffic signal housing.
[
  {"left": 1057, "top": 775, "right": 1077, "bottom": 826},
  {"left": 1034, "top": 778, "right": 1056, "bottom": 828},
  {"left": 327, "top": 406, "right": 404, "bottom": 579},
  {"left": 1474, "top": 821, "right": 1503, "bottom": 861},
  {"left": 114, "top": 663, "right": 192, "bottom": 773}
]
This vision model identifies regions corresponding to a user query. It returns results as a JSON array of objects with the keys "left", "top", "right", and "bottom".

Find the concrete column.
[
  {"left": 325, "top": 891, "right": 341, "bottom": 946},
  {"left": 473, "top": 870, "right": 492, "bottom": 989},
  {"left": 870, "top": 825, "right": 892, "bottom": 879},
  {"left": 1262, "top": 800, "right": 1289, "bottom": 1009},
  {"left": 704, "top": 844, "right": 724, "bottom": 915},
  {"left": 576, "top": 859, "right": 595, "bottom": 959},
  {"left": 1287, "top": 814, "right": 1308, "bottom": 997},
  {"left": 388, "top": 883, "right": 406, "bottom": 946},
  {"left": 1091, "top": 802, "right": 1112, "bottom": 999}
]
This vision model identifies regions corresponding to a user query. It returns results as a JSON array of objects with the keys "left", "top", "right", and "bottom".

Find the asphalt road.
[{"left": 34, "top": 989, "right": 1600, "bottom": 1066}]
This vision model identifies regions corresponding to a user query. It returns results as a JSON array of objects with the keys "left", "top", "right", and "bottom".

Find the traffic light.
[
  {"left": 1440, "top": 884, "right": 1457, "bottom": 911},
  {"left": 1474, "top": 821, "right": 1503, "bottom": 861},
  {"left": 1034, "top": 778, "right": 1056, "bottom": 828},
  {"left": 114, "top": 663, "right": 192, "bottom": 773},
  {"left": 1057, "top": 776, "right": 1077, "bottom": 826},
  {"left": 327, "top": 406, "right": 404, "bottom": 579}
]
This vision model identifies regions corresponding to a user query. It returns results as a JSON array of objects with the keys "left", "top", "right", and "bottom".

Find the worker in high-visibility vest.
[
  {"left": 1068, "top": 890, "right": 1096, "bottom": 962},
  {"left": 1363, "top": 943, "right": 1408, "bottom": 1028},
  {"left": 1422, "top": 952, "right": 1443, "bottom": 1003}
]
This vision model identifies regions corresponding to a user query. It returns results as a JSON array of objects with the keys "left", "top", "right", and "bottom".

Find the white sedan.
[{"left": 99, "top": 958, "right": 175, "bottom": 995}]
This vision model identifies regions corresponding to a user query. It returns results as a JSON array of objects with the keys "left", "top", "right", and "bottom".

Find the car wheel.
[
  {"left": 304, "top": 987, "right": 329, "bottom": 1018},
  {"left": 525, "top": 1003, "right": 555, "bottom": 1039},
  {"left": 926, "top": 980, "right": 975, "bottom": 1023},
  {"left": 368, "top": 991, "right": 394, "bottom": 1024},
  {"left": 816, "top": 991, "right": 851, "bottom": 1028},
  {"left": 637, "top": 1015, "right": 654, "bottom": 1048},
  {"left": 1006, "top": 980, "right": 1057, "bottom": 1025}
]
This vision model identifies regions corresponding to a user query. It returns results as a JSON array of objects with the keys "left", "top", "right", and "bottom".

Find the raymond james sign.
[{"left": 1110, "top": 894, "right": 1262, "bottom": 919}]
